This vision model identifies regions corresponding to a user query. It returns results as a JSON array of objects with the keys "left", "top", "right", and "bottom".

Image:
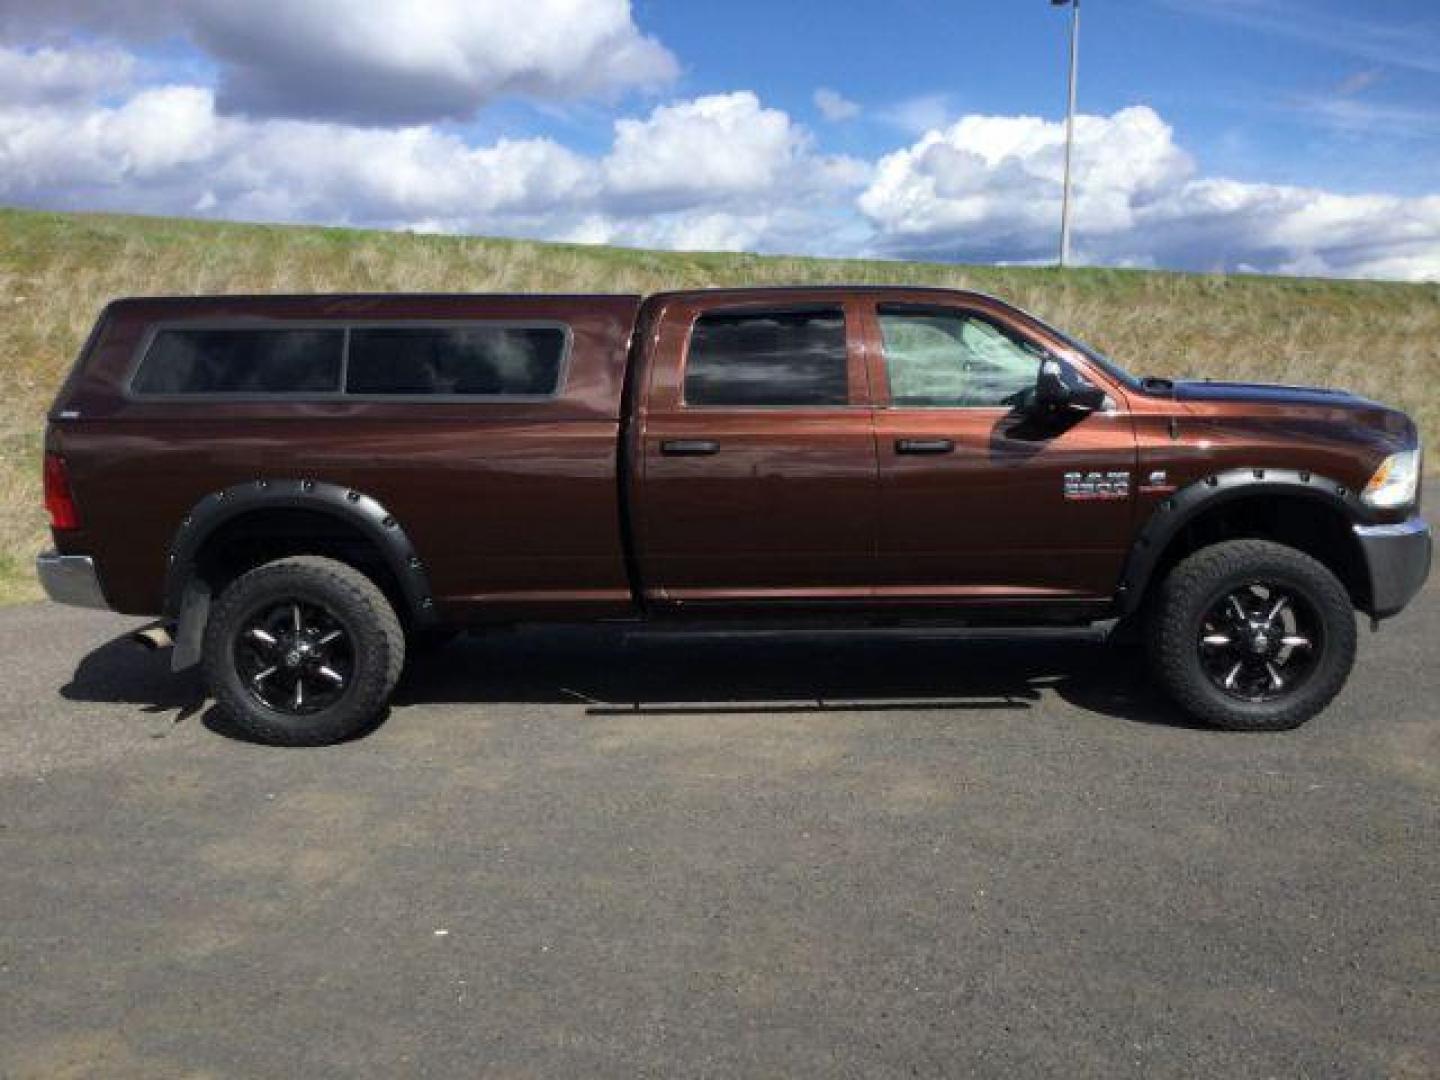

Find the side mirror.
[{"left": 1033, "top": 359, "right": 1108, "bottom": 414}]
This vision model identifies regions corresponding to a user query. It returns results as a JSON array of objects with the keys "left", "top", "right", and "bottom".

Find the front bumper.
[
  {"left": 36, "top": 551, "right": 110, "bottom": 610},
  {"left": 1354, "top": 517, "right": 1432, "bottom": 619}
]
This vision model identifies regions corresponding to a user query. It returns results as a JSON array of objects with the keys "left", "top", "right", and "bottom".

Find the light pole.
[{"left": 1053, "top": 0, "right": 1080, "bottom": 268}]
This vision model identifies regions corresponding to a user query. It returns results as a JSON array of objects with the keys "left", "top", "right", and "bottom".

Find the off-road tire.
[
  {"left": 203, "top": 556, "right": 405, "bottom": 746},
  {"left": 1148, "top": 539, "right": 1356, "bottom": 731}
]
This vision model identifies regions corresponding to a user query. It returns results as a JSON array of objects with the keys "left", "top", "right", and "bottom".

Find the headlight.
[{"left": 1362, "top": 448, "right": 1422, "bottom": 510}]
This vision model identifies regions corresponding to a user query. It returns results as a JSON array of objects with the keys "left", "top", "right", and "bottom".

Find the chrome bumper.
[
  {"left": 36, "top": 552, "right": 110, "bottom": 610},
  {"left": 1353, "top": 517, "right": 1432, "bottom": 619}
]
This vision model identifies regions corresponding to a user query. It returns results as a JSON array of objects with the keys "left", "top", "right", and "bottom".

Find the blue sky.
[
  {"left": 0, "top": 0, "right": 1437, "bottom": 279},
  {"left": 636, "top": 0, "right": 1439, "bottom": 195}
]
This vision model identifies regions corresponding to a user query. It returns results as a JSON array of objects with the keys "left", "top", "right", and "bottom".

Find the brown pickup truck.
[{"left": 39, "top": 286, "right": 1430, "bottom": 744}]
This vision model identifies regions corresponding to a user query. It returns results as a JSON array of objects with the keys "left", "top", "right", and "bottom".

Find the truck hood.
[
  {"left": 1170, "top": 379, "right": 1374, "bottom": 409},
  {"left": 1167, "top": 379, "right": 1417, "bottom": 446}
]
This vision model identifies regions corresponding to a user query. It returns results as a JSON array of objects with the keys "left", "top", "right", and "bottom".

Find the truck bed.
[{"left": 50, "top": 293, "right": 644, "bottom": 620}]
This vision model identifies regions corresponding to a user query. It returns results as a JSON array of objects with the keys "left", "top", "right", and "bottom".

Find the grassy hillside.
[{"left": 2, "top": 205, "right": 1437, "bottom": 604}]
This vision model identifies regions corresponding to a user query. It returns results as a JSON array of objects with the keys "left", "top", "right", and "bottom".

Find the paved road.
[{"left": 2, "top": 530, "right": 1436, "bottom": 1077}]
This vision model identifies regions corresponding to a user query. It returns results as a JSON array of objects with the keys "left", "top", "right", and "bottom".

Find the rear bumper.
[
  {"left": 36, "top": 551, "right": 110, "bottom": 611},
  {"left": 1354, "top": 517, "right": 1432, "bottom": 619}
]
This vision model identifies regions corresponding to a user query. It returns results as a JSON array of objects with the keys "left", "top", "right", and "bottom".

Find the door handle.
[
  {"left": 660, "top": 439, "right": 720, "bottom": 457},
  {"left": 895, "top": 438, "right": 954, "bottom": 455}
]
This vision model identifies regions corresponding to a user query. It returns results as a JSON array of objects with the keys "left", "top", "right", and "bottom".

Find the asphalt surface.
[{"left": 2, "top": 513, "right": 1436, "bottom": 1078}]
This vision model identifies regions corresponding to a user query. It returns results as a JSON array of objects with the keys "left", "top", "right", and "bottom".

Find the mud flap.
[{"left": 171, "top": 578, "right": 210, "bottom": 672}]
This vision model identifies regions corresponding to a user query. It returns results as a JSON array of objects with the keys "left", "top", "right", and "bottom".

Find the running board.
[{"left": 621, "top": 623, "right": 1116, "bottom": 644}]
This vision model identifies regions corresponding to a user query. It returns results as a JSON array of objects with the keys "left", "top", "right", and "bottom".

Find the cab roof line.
[
  {"left": 105, "top": 285, "right": 1004, "bottom": 306},
  {"left": 642, "top": 284, "right": 1002, "bottom": 301},
  {"left": 105, "top": 292, "right": 647, "bottom": 305}
]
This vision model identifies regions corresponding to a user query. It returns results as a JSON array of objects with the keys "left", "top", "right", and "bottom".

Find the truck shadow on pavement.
[{"left": 61, "top": 624, "right": 1210, "bottom": 741}]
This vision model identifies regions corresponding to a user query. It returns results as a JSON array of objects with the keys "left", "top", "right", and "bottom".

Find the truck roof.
[
  {"left": 644, "top": 284, "right": 998, "bottom": 303},
  {"left": 102, "top": 291, "right": 645, "bottom": 306},
  {"left": 101, "top": 284, "right": 1000, "bottom": 308}
]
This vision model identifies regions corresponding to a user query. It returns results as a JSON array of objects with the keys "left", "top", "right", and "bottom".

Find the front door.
[
  {"left": 635, "top": 298, "right": 877, "bottom": 605},
  {"left": 865, "top": 299, "right": 1137, "bottom": 601}
]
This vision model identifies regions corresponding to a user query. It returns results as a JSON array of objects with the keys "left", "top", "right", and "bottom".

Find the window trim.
[
  {"left": 873, "top": 302, "right": 1055, "bottom": 412},
  {"left": 679, "top": 303, "right": 859, "bottom": 411},
  {"left": 124, "top": 318, "right": 575, "bottom": 403}
]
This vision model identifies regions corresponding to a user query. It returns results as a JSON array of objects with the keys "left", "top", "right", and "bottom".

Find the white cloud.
[
  {"left": 0, "top": 80, "right": 864, "bottom": 256},
  {"left": 0, "top": 84, "right": 596, "bottom": 224},
  {"left": 1141, "top": 179, "right": 1440, "bottom": 281},
  {"left": 860, "top": 106, "right": 1192, "bottom": 261},
  {"left": 0, "top": 44, "right": 1435, "bottom": 282},
  {"left": 0, "top": 44, "right": 133, "bottom": 104},
  {"left": 880, "top": 94, "right": 953, "bottom": 137},
  {"left": 604, "top": 93, "right": 805, "bottom": 209},
  {"left": 212, "top": 128, "right": 597, "bottom": 226},
  {"left": 0, "top": 0, "right": 677, "bottom": 124},
  {"left": 813, "top": 88, "right": 860, "bottom": 122},
  {"left": 566, "top": 211, "right": 772, "bottom": 254},
  {"left": 0, "top": 86, "right": 218, "bottom": 197},
  {"left": 599, "top": 91, "right": 866, "bottom": 223},
  {"left": 857, "top": 105, "right": 1440, "bottom": 280}
]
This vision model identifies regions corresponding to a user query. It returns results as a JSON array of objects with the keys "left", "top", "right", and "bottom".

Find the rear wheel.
[
  {"left": 203, "top": 556, "right": 405, "bottom": 745},
  {"left": 1149, "top": 539, "right": 1356, "bottom": 731}
]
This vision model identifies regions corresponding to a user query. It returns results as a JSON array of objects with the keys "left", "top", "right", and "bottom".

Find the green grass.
[{"left": 2, "top": 205, "right": 1437, "bottom": 604}]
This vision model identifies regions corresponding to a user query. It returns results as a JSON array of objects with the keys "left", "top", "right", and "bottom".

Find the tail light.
[{"left": 43, "top": 453, "right": 80, "bottom": 530}]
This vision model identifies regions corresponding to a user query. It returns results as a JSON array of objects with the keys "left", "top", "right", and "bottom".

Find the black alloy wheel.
[
  {"left": 234, "top": 598, "right": 356, "bottom": 715},
  {"left": 1196, "top": 581, "right": 1322, "bottom": 703}
]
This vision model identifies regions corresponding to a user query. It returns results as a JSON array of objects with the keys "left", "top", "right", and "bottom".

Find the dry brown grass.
[{"left": 3, "top": 206, "right": 1437, "bottom": 603}]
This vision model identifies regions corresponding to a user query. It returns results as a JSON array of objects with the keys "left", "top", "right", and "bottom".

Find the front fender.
[{"left": 1116, "top": 468, "right": 1365, "bottom": 615}]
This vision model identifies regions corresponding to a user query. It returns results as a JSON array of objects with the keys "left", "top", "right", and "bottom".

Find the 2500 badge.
[{"left": 1064, "top": 470, "right": 1131, "bottom": 500}]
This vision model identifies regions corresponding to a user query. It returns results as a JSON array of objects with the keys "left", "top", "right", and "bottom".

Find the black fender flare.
[
  {"left": 1115, "top": 467, "right": 1365, "bottom": 615},
  {"left": 162, "top": 479, "right": 437, "bottom": 668}
]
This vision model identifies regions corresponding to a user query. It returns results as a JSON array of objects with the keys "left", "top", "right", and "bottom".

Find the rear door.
[
  {"left": 633, "top": 295, "right": 877, "bottom": 605},
  {"left": 864, "top": 298, "right": 1138, "bottom": 601}
]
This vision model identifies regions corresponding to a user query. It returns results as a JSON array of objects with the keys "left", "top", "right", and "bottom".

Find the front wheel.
[
  {"left": 203, "top": 556, "right": 405, "bottom": 745},
  {"left": 1148, "top": 540, "right": 1357, "bottom": 731}
]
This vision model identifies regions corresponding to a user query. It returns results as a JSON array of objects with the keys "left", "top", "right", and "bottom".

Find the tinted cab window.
[{"left": 684, "top": 308, "right": 849, "bottom": 407}]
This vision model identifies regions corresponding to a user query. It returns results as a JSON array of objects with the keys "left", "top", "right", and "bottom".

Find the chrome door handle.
[
  {"left": 660, "top": 439, "right": 720, "bottom": 456},
  {"left": 895, "top": 438, "right": 954, "bottom": 455}
]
